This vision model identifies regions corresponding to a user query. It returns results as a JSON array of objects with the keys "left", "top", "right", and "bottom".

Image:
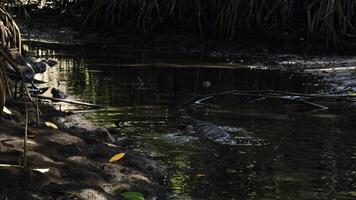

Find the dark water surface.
[{"left": 33, "top": 44, "right": 356, "bottom": 200}]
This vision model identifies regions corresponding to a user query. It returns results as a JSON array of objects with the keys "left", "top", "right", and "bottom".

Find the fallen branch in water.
[
  {"left": 33, "top": 95, "right": 105, "bottom": 109},
  {"left": 184, "top": 90, "right": 356, "bottom": 112}
]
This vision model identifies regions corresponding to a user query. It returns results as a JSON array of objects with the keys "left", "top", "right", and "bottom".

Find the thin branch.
[
  {"left": 184, "top": 90, "right": 341, "bottom": 111},
  {"left": 23, "top": 102, "right": 28, "bottom": 169},
  {"left": 33, "top": 95, "right": 105, "bottom": 109}
]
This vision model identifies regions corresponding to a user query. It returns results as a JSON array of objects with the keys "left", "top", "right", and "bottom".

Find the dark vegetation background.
[{"left": 9, "top": 0, "right": 356, "bottom": 52}]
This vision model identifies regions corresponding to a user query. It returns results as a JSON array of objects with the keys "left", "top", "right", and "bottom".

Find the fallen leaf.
[
  {"left": 32, "top": 168, "right": 50, "bottom": 173},
  {"left": 27, "top": 140, "right": 37, "bottom": 145},
  {"left": 3, "top": 106, "right": 12, "bottom": 115},
  {"left": 103, "top": 142, "right": 117, "bottom": 148},
  {"left": 0, "top": 164, "right": 22, "bottom": 168},
  {"left": 45, "top": 121, "right": 58, "bottom": 129},
  {"left": 120, "top": 192, "right": 145, "bottom": 200},
  {"left": 109, "top": 153, "right": 125, "bottom": 163}
]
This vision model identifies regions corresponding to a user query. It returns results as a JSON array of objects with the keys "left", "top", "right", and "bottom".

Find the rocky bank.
[{"left": 0, "top": 101, "right": 168, "bottom": 200}]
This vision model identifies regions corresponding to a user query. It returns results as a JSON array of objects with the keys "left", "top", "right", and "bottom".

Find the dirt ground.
[{"left": 0, "top": 101, "right": 168, "bottom": 200}]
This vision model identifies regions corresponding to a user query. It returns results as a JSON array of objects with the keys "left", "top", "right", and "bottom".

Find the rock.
[
  {"left": 3, "top": 138, "right": 39, "bottom": 151},
  {"left": 116, "top": 138, "right": 137, "bottom": 149},
  {"left": 40, "top": 131, "right": 85, "bottom": 146},
  {"left": 0, "top": 105, "right": 169, "bottom": 199},
  {"left": 44, "top": 59, "right": 57, "bottom": 67},
  {"left": 121, "top": 153, "right": 168, "bottom": 181},
  {"left": 0, "top": 167, "right": 51, "bottom": 199},
  {"left": 202, "top": 81, "right": 211, "bottom": 88},
  {"left": 57, "top": 114, "right": 115, "bottom": 143},
  {"left": 75, "top": 189, "right": 110, "bottom": 200},
  {"left": 29, "top": 86, "right": 49, "bottom": 95},
  {"left": 16, "top": 64, "right": 35, "bottom": 76},
  {"left": 51, "top": 88, "right": 68, "bottom": 99},
  {"left": 24, "top": 57, "right": 47, "bottom": 74},
  {"left": 60, "top": 114, "right": 106, "bottom": 133}
]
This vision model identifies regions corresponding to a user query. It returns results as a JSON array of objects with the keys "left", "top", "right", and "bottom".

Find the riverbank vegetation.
[
  {"left": 11, "top": 0, "right": 356, "bottom": 50},
  {"left": 0, "top": 6, "right": 22, "bottom": 116}
]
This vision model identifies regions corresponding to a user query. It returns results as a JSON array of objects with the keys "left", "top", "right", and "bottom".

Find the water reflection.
[
  {"left": 33, "top": 44, "right": 323, "bottom": 108},
  {"left": 32, "top": 44, "right": 356, "bottom": 199}
]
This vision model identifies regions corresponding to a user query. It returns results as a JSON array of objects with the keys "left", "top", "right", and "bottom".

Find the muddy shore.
[{"left": 0, "top": 101, "right": 169, "bottom": 200}]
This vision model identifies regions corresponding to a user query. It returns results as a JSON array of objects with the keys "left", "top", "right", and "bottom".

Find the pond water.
[{"left": 33, "top": 44, "right": 356, "bottom": 200}]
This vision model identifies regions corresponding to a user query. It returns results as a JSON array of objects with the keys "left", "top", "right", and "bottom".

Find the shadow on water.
[{"left": 33, "top": 44, "right": 356, "bottom": 200}]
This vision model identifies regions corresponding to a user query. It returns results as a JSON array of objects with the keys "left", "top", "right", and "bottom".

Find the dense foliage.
[
  {"left": 65, "top": 0, "right": 356, "bottom": 46},
  {"left": 6, "top": 0, "right": 356, "bottom": 47}
]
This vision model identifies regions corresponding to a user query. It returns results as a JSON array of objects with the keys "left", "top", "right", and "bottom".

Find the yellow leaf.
[
  {"left": 32, "top": 168, "right": 50, "bottom": 173},
  {"left": 109, "top": 153, "right": 125, "bottom": 163},
  {"left": 349, "top": 93, "right": 356, "bottom": 96},
  {"left": 3, "top": 106, "right": 12, "bottom": 115},
  {"left": 45, "top": 121, "right": 58, "bottom": 129}
]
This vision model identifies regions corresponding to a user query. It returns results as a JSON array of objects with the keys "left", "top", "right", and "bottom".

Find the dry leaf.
[
  {"left": 109, "top": 153, "right": 125, "bottom": 163},
  {"left": 32, "top": 168, "right": 50, "bottom": 173},
  {"left": 3, "top": 106, "right": 12, "bottom": 115},
  {"left": 103, "top": 142, "right": 117, "bottom": 148},
  {"left": 0, "top": 164, "right": 22, "bottom": 168},
  {"left": 45, "top": 121, "right": 58, "bottom": 129}
]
